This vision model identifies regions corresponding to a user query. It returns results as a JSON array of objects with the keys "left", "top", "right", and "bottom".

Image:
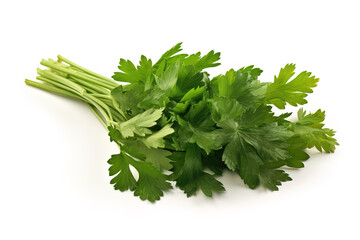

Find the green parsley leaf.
[
  {"left": 108, "top": 153, "right": 137, "bottom": 192},
  {"left": 265, "top": 64, "right": 319, "bottom": 109},
  {"left": 111, "top": 84, "right": 145, "bottom": 117},
  {"left": 131, "top": 160, "right": 172, "bottom": 202},
  {"left": 216, "top": 67, "right": 266, "bottom": 106},
  {"left": 154, "top": 62, "right": 179, "bottom": 92},
  {"left": 193, "top": 50, "right": 221, "bottom": 71},
  {"left": 142, "top": 124, "right": 175, "bottom": 149},
  {"left": 293, "top": 109, "right": 338, "bottom": 153},
  {"left": 154, "top": 42, "right": 183, "bottom": 69},
  {"left": 124, "top": 140, "right": 173, "bottom": 171},
  {"left": 112, "top": 55, "right": 153, "bottom": 84},
  {"left": 108, "top": 152, "right": 172, "bottom": 202},
  {"left": 170, "top": 145, "right": 225, "bottom": 197},
  {"left": 116, "top": 108, "right": 164, "bottom": 138},
  {"left": 259, "top": 168, "right": 292, "bottom": 191}
]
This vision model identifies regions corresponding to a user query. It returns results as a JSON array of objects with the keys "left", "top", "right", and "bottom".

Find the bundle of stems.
[{"left": 25, "top": 56, "right": 125, "bottom": 128}]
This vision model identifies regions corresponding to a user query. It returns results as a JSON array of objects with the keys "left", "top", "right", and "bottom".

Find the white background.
[{"left": 1, "top": 0, "right": 359, "bottom": 239}]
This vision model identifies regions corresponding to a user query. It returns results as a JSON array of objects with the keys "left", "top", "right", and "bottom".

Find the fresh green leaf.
[
  {"left": 131, "top": 159, "right": 172, "bottom": 202},
  {"left": 216, "top": 67, "right": 266, "bottom": 106},
  {"left": 193, "top": 50, "right": 221, "bottom": 71},
  {"left": 108, "top": 152, "right": 172, "bottom": 202},
  {"left": 111, "top": 84, "right": 144, "bottom": 117},
  {"left": 154, "top": 42, "right": 183, "bottom": 69},
  {"left": 112, "top": 56, "right": 153, "bottom": 84},
  {"left": 143, "top": 124, "right": 175, "bottom": 149},
  {"left": 259, "top": 168, "right": 292, "bottom": 191},
  {"left": 292, "top": 109, "right": 338, "bottom": 153},
  {"left": 265, "top": 64, "right": 319, "bottom": 109},
  {"left": 108, "top": 153, "right": 137, "bottom": 192},
  {"left": 154, "top": 62, "right": 180, "bottom": 91},
  {"left": 170, "top": 144, "right": 225, "bottom": 197},
  {"left": 116, "top": 108, "right": 163, "bottom": 138}
]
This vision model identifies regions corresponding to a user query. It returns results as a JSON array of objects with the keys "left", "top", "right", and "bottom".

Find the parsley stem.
[
  {"left": 69, "top": 76, "right": 109, "bottom": 95},
  {"left": 35, "top": 76, "right": 80, "bottom": 96},
  {"left": 41, "top": 60, "right": 116, "bottom": 90},
  {"left": 26, "top": 78, "right": 114, "bottom": 127},
  {"left": 110, "top": 110, "right": 125, "bottom": 122},
  {"left": 29, "top": 57, "right": 126, "bottom": 128},
  {"left": 25, "top": 79, "right": 82, "bottom": 100},
  {"left": 37, "top": 68, "right": 85, "bottom": 95},
  {"left": 95, "top": 97, "right": 126, "bottom": 121},
  {"left": 82, "top": 94, "right": 112, "bottom": 123},
  {"left": 88, "top": 95, "right": 112, "bottom": 120},
  {"left": 57, "top": 55, "right": 115, "bottom": 85},
  {"left": 87, "top": 103, "right": 107, "bottom": 128},
  {"left": 36, "top": 72, "right": 113, "bottom": 123},
  {"left": 90, "top": 94, "right": 112, "bottom": 100},
  {"left": 74, "top": 70, "right": 117, "bottom": 89}
]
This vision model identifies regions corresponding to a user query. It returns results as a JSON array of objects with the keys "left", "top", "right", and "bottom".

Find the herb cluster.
[{"left": 26, "top": 43, "right": 338, "bottom": 202}]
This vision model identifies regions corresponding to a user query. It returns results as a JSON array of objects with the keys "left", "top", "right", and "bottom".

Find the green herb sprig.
[{"left": 26, "top": 43, "right": 338, "bottom": 202}]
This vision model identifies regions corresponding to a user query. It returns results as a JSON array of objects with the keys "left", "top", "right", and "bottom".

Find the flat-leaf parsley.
[{"left": 26, "top": 43, "right": 338, "bottom": 202}]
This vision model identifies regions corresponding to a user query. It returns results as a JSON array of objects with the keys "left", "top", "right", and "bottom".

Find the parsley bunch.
[{"left": 26, "top": 43, "right": 338, "bottom": 202}]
